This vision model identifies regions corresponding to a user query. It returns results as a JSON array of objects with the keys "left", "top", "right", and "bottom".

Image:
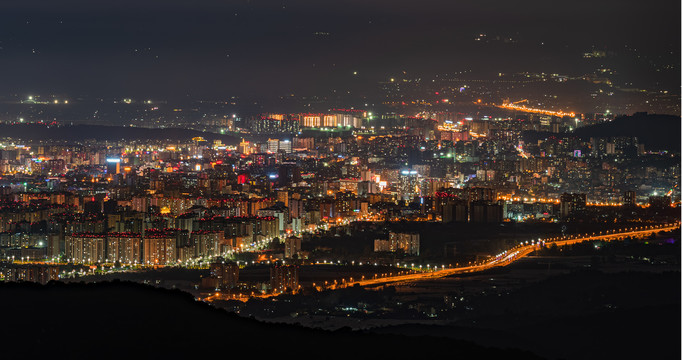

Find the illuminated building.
[
  {"left": 143, "top": 232, "right": 177, "bottom": 265},
  {"left": 264, "top": 113, "right": 285, "bottom": 121},
  {"left": 293, "top": 137, "right": 314, "bottom": 150},
  {"left": 333, "top": 112, "right": 362, "bottom": 128},
  {"left": 65, "top": 233, "right": 106, "bottom": 264},
  {"left": 302, "top": 114, "right": 322, "bottom": 127},
  {"left": 131, "top": 196, "right": 148, "bottom": 213},
  {"left": 191, "top": 230, "right": 224, "bottom": 258},
  {"left": 270, "top": 261, "right": 299, "bottom": 293},
  {"left": 46, "top": 159, "right": 66, "bottom": 175},
  {"left": 398, "top": 170, "right": 420, "bottom": 201},
  {"left": 106, "top": 233, "right": 142, "bottom": 264},
  {"left": 106, "top": 157, "right": 121, "bottom": 175},
  {"left": 239, "top": 138, "right": 252, "bottom": 155},
  {"left": 439, "top": 130, "right": 470, "bottom": 142},
  {"left": 46, "top": 234, "right": 61, "bottom": 258},
  {"left": 201, "top": 258, "right": 239, "bottom": 290},
  {"left": 267, "top": 138, "right": 279, "bottom": 153},
  {"left": 2, "top": 264, "right": 60, "bottom": 284},
  {"left": 373, "top": 239, "right": 391, "bottom": 252},
  {"left": 358, "top": 181, "right": 380, "bottom": 195},
  {"left": 276, "top": 189, "right": 289, "bottom": 207},
  {"left": 468, "top": 187, "right": 496, "bottom": 203},
  {"left": 284, "top": 236, "right": 301, "bottom": 259},
  {"left": 254, "top": 215, "right": 281, "bottom": 238},
  {"left": 388, "top": 232, "right": 420, "bottom": 256},
  {"left": 251, "top": 116, "right": 299, "bottom": 133},
  {"left": 320, "top": 201, "right": 336, "bottom": 219},
  {"left": 278, "top": 139, "right": 292, "bottom": 154},
  {"left": 323, "top": 115, "right": 337, "bottom": 127},
  {"left": 289, "top": 198, "right": 304, "bottom": 219},
  {"left": 237, "top": 172, "right": 250, "bottom": 185}
]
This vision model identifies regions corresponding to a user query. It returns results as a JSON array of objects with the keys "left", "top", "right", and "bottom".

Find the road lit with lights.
[
  {"left": 496, "top": 100, "right": 576, "bottom": 118},
  {"left": 340, "top": 222, "right": 680, "bottom": 288}
]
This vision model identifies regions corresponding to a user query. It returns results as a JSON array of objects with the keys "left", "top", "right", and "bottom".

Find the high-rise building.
[
  {"left": 302, "top": 115, "right": 322, "bottom": 128},
  {"left": 468, "top": 187, "right": 496, "bottom": 203},
  {"left": 398, "top": 170, "right": 420, "bottom": 201},
  {"left": 323, "top": 115, "right": 337, "bottom": 127},
  {"left": 143, "top": 232, "right": 177, "bottom": 265},
  {"left": 191, "top": 231, "right": 224, "bottom": 258},
  {"left": 267, "top": 139, "right": 279, "bottom": 153},
  {"left": 293, "top": 137, "right": 315, "bottom": 150},
  {"left": 46, "top": 234, "right": 62, "bottom": 259},
  {"left": 623, "top": 190, "right": 637, "bottom": 207},
  {"left": 278, "top": 140, "right": 292, "bottom": 154},
  {"left": 106, "top": 233, "right": 142, "bottom": 264},
  {"left": 65, "top": 233, "right": 106, "bottom": 264},
  {"left": 201, "top": 258, "right": 239, "bottom": 290},
  {"left": 276, "top": 190, "right": 289, "bottom": 207},
  {"left": 239, "top": 139, "right": 252, "bottom": 155},
  {"left": 388, "top": 232, "right": 420, "bottom": 256},
  {"left": 470, "top": 201, "right": 503, "bottom": 223},
  {"left": 284, "top": 236, "right": 301, "bottom": 259},
  {"left": 560, "top": 193, "right": 587, "bottom": 219},
  {"left": 106, "top": 157, "right": 121, "bottom": 175},
  {"left": 442, "top": 200, "right": 468, "bottom": 223},
  {"left": 270, "top": 261, "right": 299, "bottom": 293}
]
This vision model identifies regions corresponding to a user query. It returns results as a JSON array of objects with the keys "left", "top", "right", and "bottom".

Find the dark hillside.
[{"left": 0, "top": 281, "right": 541, "bottom": 359}]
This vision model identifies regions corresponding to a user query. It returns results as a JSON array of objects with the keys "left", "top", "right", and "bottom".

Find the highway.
[{"left": 339, "top": 222, "right": 680, "bottom": 289}]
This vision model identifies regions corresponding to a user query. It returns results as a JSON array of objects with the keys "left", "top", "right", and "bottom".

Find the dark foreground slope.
[
  {"left": 369, "top": 270, "right": 681, "bottom": 360},
  {"left": 0, "top": 281, "right": 541, "bottom": 359}
]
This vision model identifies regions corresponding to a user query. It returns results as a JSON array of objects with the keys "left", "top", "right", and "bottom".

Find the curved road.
[{"left": 341, "top": 223, "right": 680, "bottom": 289}]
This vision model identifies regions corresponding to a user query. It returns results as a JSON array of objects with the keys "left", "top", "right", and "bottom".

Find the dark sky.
[{"left": 0, "top": 0, "right": 679, "bottom": 100}]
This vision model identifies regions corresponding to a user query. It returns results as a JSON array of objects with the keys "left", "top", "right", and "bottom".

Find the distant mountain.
[
  {"left": 0, "top": 281, "right": 540, "bottom": 358},
  {"left": 571, "top": 113, "right": 681, "bottom": 151},
  {"left": 0, "top": 124, "right": 241, "bottom": 145}
]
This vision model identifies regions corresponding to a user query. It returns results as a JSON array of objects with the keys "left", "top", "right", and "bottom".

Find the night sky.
[{"left": 0, "top": 0, "right": 679, "bottom": 100}]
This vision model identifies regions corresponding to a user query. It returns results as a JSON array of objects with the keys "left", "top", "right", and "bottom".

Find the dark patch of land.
[
  {"left": 369, "top": 269, "right": 681, "bottom": 360},
  {"left": 0, "top": 280, "right": 541, "bottom": 359}
]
